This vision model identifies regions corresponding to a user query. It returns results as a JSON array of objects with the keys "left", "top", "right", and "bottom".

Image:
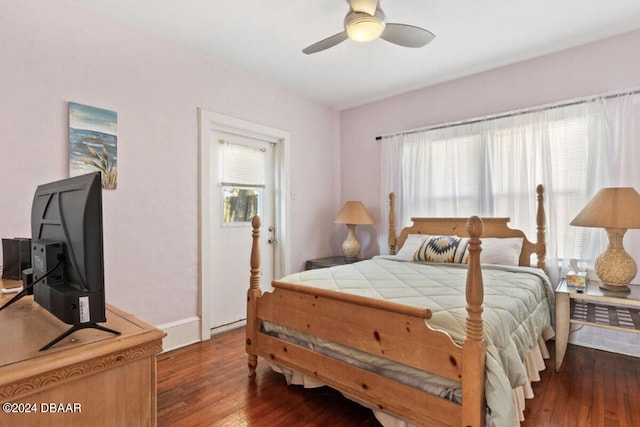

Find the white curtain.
[
  {"left": 381, "top": 134, "right": 404, "bottom": 255},
  {"left": 380, "top": 91, "right": 639, "bottom": 285}
]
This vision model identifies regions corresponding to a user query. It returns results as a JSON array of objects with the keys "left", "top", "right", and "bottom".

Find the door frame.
[{"left": 198, "top": 108, "right": 290, "bottom": 341}]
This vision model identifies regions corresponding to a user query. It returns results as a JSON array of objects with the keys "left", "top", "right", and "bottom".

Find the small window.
[
  {"left": 222, "top": 185, "right": 262, "bottom": 223},
  {"left": 220, "top": 142, "right": 265, "bottom": 226}
]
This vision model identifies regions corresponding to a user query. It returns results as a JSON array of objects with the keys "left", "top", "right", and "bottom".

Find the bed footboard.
[{"left": 246, "top": 215, "right": 487, "bottom": 427}]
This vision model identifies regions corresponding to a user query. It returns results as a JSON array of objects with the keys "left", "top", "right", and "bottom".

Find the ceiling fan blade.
[
  {"left": 348, "top": 0, "right": 378, "bottom": 15},
  {"left": 380, "top": 23, "right": 435, "bottom": 48},
  {"left": 302, "top": 31, "right": 349, "bottom": 54}
]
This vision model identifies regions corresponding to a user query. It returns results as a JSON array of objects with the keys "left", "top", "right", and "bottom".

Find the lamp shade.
[
  {"left": 570, "top": 187, "right": 640, "bottom": 229},
  {"left": 334, "top": 201, "right": 374, "bottom": 225}
]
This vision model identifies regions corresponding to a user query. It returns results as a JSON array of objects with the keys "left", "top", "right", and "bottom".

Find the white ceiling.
[{"left": 69, "top": 0, "right": 640, "bottom": 110}]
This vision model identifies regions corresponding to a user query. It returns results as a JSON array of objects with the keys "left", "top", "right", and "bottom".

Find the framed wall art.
[{"left": 68, "top": 102, "right": 118, "bottom": 189}]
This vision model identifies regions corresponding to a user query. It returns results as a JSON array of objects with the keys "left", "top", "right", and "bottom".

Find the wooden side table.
[
  {"left": 304, "top": 256, "right": 365, "bottom": 270},
  {"left": 555, "top": 278, "right": 640, "bottom": 371}
]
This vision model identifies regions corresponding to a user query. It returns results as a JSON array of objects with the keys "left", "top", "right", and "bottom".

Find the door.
[
  {"left": 208, "top": 130, "right": 275, "bottom": 330},
  {"left": 199, "top": 109, "right": 290, "bottom": 340}
]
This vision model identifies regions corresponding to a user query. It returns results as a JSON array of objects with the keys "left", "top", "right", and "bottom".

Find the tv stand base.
[{"left": 40, "top": 323, "right": 121, "bottom": 351}]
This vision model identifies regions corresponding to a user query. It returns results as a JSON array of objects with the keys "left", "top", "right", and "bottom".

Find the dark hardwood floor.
[{"left": 157, "top": 327, "right": 640, "bottom": 426}]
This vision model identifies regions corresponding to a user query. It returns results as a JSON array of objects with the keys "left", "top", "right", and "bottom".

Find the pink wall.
[
  {"left": 340, "top": 29, "right": 640, "bottom": 258},
  {"left": 4, "top": 0, "right": 640, "bottom": 345},
  {"left": 0, "top": 0, "right": 341, "bottom": 326}
]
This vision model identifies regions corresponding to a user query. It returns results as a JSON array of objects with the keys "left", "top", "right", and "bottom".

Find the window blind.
[{"left": 221, "top": 142, "right": 265, "bottom": 187}]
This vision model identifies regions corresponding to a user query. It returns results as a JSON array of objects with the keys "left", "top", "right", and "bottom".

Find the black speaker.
[{"left": 2, "top": 238, "right": 31, "bottom": 281}]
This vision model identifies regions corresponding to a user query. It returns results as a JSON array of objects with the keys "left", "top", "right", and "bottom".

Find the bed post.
[
  {"left": 462, "top": 216, "right": 486, "bottom": 427},
  {"left": 246, "top": 215, "right": 262, "bottom": 378},
  {"left": 388, "top": 192, "right": 397, "bottom": 255},
  {"left": 536, "top": 184, "right": 547, "bottom": 270}
]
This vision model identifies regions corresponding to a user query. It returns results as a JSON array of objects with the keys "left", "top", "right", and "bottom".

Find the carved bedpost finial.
[
  {"left": 388, "top": 192, "right": 397, "bottom": 255},
  {"left": 536, "top": 185, "right": 547, "bottom": 270},
  {"left": 247, "top": 215, "right": 262, "bottom": 377},
  {"left": 252, "top": 215, "right": 261, "bottom": 229},
  {"left": 466, "top": 216, "right": 483, "bottom": 239},
  {"left": 465, "top": 216, "right": 484, "bottom": 343}
]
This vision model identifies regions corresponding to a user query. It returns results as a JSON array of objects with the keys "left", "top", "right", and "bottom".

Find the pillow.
[
  {"left": 481, "top": 237, "right": 524, "bottom": 265},
  {"left": 394, "top": 234, "right": 428, "bottom": 261},
  {"left": 413, "top": 235, "right": 469, "bottom": 264},
  {"left": 463, "top": 237, "right": 524, "bottom": 266}
]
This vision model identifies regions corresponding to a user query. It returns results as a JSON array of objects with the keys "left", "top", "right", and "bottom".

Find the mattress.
[{"left": 262, "top": 257, "right": 555, "bottom": 427}]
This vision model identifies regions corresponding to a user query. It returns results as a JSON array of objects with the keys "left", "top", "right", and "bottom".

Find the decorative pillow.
[
  {"left": 413, "top": 235, "right": 469, "bottom": 264},
  {"left": 394, "top": 234, "right": 428, "bottom": 261},
  {"left": 481, "top": 237, "right": 524, "bottom": 265},
  {"left": 462, "top": 237, "right": 524, "bottom": 266}
]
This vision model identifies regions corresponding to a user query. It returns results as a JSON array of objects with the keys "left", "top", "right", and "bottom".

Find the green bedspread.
[{"left": 264, "top": 257, "right": 554, "bottom": 427}]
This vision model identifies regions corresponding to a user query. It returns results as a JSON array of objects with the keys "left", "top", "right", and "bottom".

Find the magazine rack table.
[{"left": 555, "top": 278, "right": 640, "bottom": 371}]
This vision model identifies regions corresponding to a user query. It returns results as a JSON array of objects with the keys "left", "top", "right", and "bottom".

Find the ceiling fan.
[{"left": 302, "top": 0, "right": 435, "bottom": 54}]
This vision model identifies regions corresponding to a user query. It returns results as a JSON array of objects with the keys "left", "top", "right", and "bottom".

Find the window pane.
[
  {"left": 222, "top": 186, "right": 262, "bottom": 224},
  {"left": 403, "top": 133, "right": 483, "bottom": 217},
  {"left": 220, "top": 141, "right": 265, "bottom": 226},
  {"left": 548, "top": 117, "right": 590, "bottom": 260}
]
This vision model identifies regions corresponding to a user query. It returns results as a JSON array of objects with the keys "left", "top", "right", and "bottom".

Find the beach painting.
[{"left": 69, "top": 102, "right": 118, "bottom": 189}]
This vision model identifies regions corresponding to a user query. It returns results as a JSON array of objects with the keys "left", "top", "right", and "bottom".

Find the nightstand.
[
  {"left": 555, "top": 278, "right": 640, "bottom": 371},
  {"left": 304, "top": 256, "right": 365, "bottom": 270}
]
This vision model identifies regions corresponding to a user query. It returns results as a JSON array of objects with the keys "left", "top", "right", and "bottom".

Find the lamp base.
[
  {"left": 341, "top": 224, "right": 361, "bottom": 260},
  {"left": 594, "top": 228, "right": 637, "bottom": 292},
  {"left": 599, "top": 283, "right": 631, "bottom": 293}
]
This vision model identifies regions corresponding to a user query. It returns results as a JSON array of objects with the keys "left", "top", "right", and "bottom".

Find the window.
[
  {"left": 382, "top": 91, "right": 639, "bottom": 281},
  {"left": 221, "top": 142, "right": 265, "bottom": 225},
  {"left": 399, "top": 113, "right": 588, "bottom": 253},
  {"left": 546, "top": 117, "right": 591, "bottom": 260}
]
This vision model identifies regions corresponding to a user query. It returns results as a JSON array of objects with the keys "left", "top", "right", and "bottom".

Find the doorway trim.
[{"left": 198, "top": 108, "right": 291, "bottom": 341}]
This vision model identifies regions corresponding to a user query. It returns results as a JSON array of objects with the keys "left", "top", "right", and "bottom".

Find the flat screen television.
[{"left": 0, "top": 171, "right": 119, "bottom": 350}]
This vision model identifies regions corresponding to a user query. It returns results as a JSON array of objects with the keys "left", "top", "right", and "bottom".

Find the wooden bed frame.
[{"left": 246, "top": 185, "right": 546, "bottom": 427}]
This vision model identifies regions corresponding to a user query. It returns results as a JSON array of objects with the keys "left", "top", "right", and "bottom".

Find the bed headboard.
[{"left": 388, "top": 185, "right": 546, "bottom": 269}]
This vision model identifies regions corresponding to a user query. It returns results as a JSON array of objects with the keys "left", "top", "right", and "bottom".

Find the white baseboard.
[
  {"left": 157, "top": 316, "right": 201, "bottom": 353},
  {"left": 157, "top": 317, "right": 247, "bottom": 352},
  {"left": 210, "top": 319, "right": 246, "bottom": 336}
]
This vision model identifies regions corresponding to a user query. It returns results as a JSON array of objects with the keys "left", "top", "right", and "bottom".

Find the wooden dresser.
[{"left": 0, "top": 277, "right": 166, "bottom": 426}]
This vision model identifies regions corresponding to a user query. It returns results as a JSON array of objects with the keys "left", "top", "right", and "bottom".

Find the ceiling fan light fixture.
[
  {"left": 303, "top": 3, "right": 433, "bottom": 54},
  {"left": 345, "top": 11, "right": 385, "bottom": 42}
]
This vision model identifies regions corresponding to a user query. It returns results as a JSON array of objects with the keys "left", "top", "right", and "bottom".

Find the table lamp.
[
  {"left": 334, "top": 201, "right": 374, "bottom": 260},
  {"left": 570, "top": 187, "right": 640, "bottom": 292}
]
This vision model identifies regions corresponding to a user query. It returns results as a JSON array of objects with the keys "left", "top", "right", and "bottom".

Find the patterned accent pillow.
[{"left": 413, "top": 235, "right": 469, "bottom": 263}]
